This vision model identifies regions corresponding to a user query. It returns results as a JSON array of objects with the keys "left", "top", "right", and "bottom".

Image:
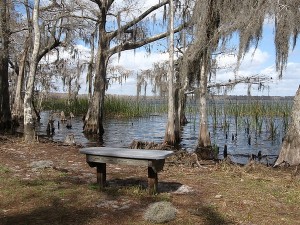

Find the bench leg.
[
  {"left": 96, "top": 163, "right": 106, "bottom": 190},
  {"left": 148, "top": 167, "right": 158, "bottom": 194}
]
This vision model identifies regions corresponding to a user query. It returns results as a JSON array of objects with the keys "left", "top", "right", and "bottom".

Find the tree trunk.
[
  {"left": 198, "top": 66, "right": 211, "bottom": 147},
  {"left": 87, "top": 33, "right": 95, "bottom": 105},
  {"left": 0, "top": 0, "right": 12, "bottom": 131},
  {"left": 164, "top": 0, "right": 180, "bottom": 145},
  {"left": 274, "top": 87, "right": 300, "bottom": 166},
  {"left": 178, "top": 86, "right": 188, "bottom": 126},
  {"left": 67, "top": 76, "right": 72, "bottom": 106},
  {"left": 177, "top": 73, "right": 188, "bottom": 126},
  {"left": 196, "top": 65, "right": 213, "bottom": 159},
  {"left": 24, "top": 0, "right": 40, "bottom": 142},
  {"left": 83, "top": 63, "right": 106, "bottom": 136},
  {"left": 83, "top": 25, "right": 107, "bottom": 137},
  {"left": 83, "top": 1, "right": 184, "bottom": 138},
  {"left": 174, "top": 86, "right": 180, "bottom": 140},
  {"left": 12, "top": 42, "right": 29, "bottom": 121}
]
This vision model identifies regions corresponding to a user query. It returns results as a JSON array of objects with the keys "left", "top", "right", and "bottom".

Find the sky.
[
  {"left": 103, "top": 32, "right": 300, "bottom": 97},
  {"left": 102, "top": 8, "right": 300, "bottom": 97},
  {"left": 57, "top": 1, "right": 300, "bottom": 97},
  {"left": 16, "top": 1, "right": 300, "bottom": 97}
]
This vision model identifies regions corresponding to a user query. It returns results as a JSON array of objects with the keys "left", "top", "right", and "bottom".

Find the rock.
[
  {"left": 64, "top": 133, "right": 75, "bottom": 145},
  {"left": 144, "top": 201, "right": 177, "bottom": 224},
  {"left": 173, "top": 185, "right": 193, "bottom": 194},
  {"left": 215, "top": 194, "right": 223, "bottom": 199},
  {"left": 30, "top": 160, "right": 53, "bottom": 170}
]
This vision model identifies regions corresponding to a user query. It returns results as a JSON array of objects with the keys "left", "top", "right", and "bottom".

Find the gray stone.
[
  {"left": 173, "top": 185, "right": 193, "bottom": 194},
  {"left": 144, "top": 201, "right": 177, "bottom": 224}
]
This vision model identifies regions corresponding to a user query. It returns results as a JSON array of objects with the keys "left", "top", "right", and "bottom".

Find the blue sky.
[
  {"left": 103, "top": 19, "right": 300, "bottom": 97},
  {"left": 15, "top": 0, "right": 300, "bottom": 97},
  {"left": 46, "top": 0, "right": 299, "bottom": 97},
  {"left": 72, "top": 33, "right": 299, "bottom": 98}
]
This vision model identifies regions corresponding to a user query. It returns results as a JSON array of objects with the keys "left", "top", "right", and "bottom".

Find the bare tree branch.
[
  {"left": 108, "top": 0, "right": 169, "bottom": 41},
  {"left": 37, "top": 39, "right": 61, "bottom": 62},
  {"left": 108, "top": 22, "right": 188, "bottom": 56},
  {"left": 207, "top": 74, "right": 272, "bottom": 89}
]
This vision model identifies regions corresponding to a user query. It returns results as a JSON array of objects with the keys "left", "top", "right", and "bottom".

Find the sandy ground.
[{"left": 0, "top": 134, "right": 299, "bottom": 225}]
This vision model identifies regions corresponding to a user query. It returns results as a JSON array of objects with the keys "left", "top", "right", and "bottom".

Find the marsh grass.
[
  {"left": 104, "top": 96, "right": 166, "bottom": 118},
  {"left": 204, "top": 99, "right": 292, "bottom": 143},
  {"left": 41, "top": 97, "right": 88, "bottom": 115},
  {"left": 41, "top": 95, "right": 167, "bottom": 118}
]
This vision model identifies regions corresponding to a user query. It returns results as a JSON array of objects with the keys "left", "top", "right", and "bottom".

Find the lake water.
[{"left": 34, "top": 110, "right": 285, "bottom": 165}]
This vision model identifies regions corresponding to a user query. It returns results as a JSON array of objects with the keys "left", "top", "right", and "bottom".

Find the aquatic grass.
[
  {"left": 282, "top": 111, "right": 290, "bottom": 133},
  {"left": 266, "top": 117, "right": 279, "bottom": 141},
  {"left": 41, "top": 95, "right": 168, "bottom": 118},
  {"left": 210, "top": 102, "right": 218, "bottom": 130},
  {"left": 41, "top": 97, "right": 88, "bottom": 115},
  {"left": 256, "top": 117, "right": 264, "bottom": 136},
  {"left": 244, "top": 117, "right": 251, "bottom": 135},
  {"left": 104, "top": 95, "right": 167, "bottom": 118},
  {"left": 206, "top": 98, "right": 292, "bottom": 143},
  {"left": 220, "top": 100, "right": 292, "bottom": 118}
]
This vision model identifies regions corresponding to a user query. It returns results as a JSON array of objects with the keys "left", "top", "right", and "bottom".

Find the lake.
[{"left": 34, "top": 109, "right": 286, "bottom": 166}]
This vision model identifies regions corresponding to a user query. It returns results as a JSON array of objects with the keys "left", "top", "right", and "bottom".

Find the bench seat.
[{"left": 80, "top": 147, "right": 174, "bottom": 194}]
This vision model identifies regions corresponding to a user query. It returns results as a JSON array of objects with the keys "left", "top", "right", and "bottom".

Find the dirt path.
[{"left": 0, "top": 135, "right": 299, "bottom": 225}]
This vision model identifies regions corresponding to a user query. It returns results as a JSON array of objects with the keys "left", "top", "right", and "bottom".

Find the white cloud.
[
  {"left": 53, "top": 31, "right": 300, "bottom": 97},
  {"left": 240, "top": 48, "right": 269, "bottom": 69},
  {"left": 89, "top": 46, "right": 300, "bottom": 96},
  {"left": 212, "top": 46, "right": 300, "bottom": 96},
  {"left": 216, "top": 47, "right": 270, "bottom": 71},
  {"left": 107, "top": 77, "right": 137, "bottom": 95},
  {"left": 218, "top": 61, "right": 300, "bottom": 96},
  {"left": 112, "top": 50, "right": 169, "bottom": 71}
]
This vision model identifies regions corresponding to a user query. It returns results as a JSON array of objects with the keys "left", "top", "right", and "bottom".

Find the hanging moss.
[{"left": 179, "top": 0, "right": 300, "bottom": 89}]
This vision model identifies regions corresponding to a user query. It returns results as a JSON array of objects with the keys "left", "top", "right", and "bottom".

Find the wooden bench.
[{"left": 80, "top": 147, "right": 174, "bottom": 194}]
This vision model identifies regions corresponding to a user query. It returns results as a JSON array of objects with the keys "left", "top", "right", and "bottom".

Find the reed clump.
[
  {"left": 41, "top": 97, "right": 88, "bottom": 116},
  {"left": 182, "top": 99, "right": 293, "bottom": 144},
  {"left": 104, "top": 96, "right": 168, "bottom": 118},
  {"left": 41, "top": 95, "right": 167, "bottom": 118}
]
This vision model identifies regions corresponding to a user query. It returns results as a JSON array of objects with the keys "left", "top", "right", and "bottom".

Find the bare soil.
[{"left": 0, "top": 134, "right": 299, "bottom": 225}]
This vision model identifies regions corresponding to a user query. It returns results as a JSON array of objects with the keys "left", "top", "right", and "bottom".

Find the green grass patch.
[{"left": 0, "top": 165, "right": 11, "bottom": 173}]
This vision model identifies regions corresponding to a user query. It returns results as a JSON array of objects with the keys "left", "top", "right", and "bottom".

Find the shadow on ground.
[
  {"left": 189, "top": 204, "right": 234, "bottom": 225},
  {"left": 106, "top": 178, "right": 182, "bottom": 193},
  {"left": 1, "top": 197, "right": 96, "bottom": 225}
]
